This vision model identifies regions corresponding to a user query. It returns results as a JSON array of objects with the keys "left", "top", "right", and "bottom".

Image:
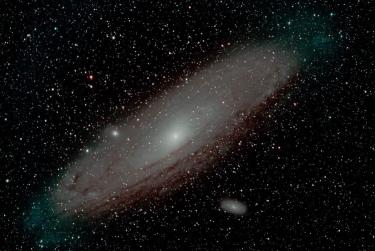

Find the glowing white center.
[
  {"left": 172, "top": 132, "right": 179, "bottom": 140},
  {"left": 166, "top": 128, "right": 187, "bottom": 146}
]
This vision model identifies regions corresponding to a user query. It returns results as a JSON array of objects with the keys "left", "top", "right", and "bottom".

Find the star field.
[{"left": 1, "top": 0, "right": 374, "bottom": 250}]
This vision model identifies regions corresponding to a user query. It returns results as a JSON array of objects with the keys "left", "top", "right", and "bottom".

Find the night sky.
[{"left": 1, "top": 0, "right": 374, "bottom": 250}]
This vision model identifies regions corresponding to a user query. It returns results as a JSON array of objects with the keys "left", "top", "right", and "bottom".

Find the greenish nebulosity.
[
  {"left": 23, "top": 193, "right": 84, "bottom": 249},
  {"left": 22, "top": 12, "right": 342, "bottom": 250},
  {"left": 274, "top": 12, "right": 340, "bottom": 67}
]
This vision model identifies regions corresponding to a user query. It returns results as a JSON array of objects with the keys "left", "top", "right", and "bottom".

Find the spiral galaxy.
[
  {"left": 5, "top": 0, "right": 369, "bottom": 249},
  {"left": 48, "top": 44, "right": 299, "bottom": 217}
]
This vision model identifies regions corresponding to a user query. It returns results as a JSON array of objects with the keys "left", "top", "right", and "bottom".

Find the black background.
[{"left": 1, "top": 0, "right": 374, "bottom": 250}]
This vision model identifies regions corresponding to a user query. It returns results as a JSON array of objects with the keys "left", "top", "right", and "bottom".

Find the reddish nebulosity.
[{"left": 87, "top": 74, "right": 95, "bottom": 81}]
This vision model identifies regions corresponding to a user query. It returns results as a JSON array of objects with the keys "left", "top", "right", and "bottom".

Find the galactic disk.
[{"left": 51, "top": 44, "right": 299, "bottom": 216}]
